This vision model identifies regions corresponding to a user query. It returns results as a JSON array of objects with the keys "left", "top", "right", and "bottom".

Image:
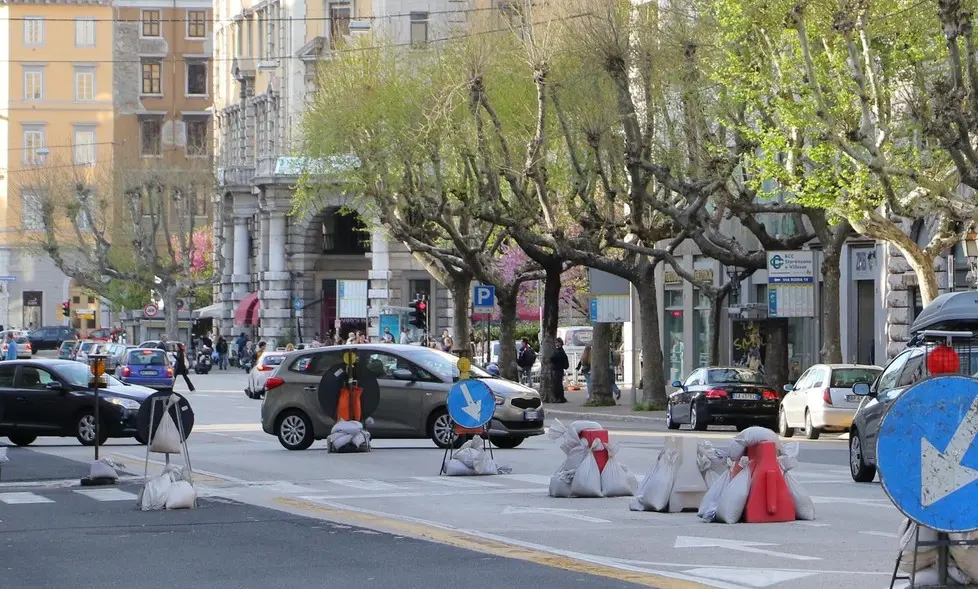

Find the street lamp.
[{"left": 963, "top": 233, "right": 978, "bottom": 288}]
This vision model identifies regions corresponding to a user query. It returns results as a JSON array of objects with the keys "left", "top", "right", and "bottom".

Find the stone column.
[
  {"left": 216, "top": 198, "right": 238, "bottom": 336},
  {"left": 257, "top": 192, "right": 292, "bottom": 347},
  {"left": 367, "top": 222, "right": 391, "bottom": 340},
  {"left": 230, "top": 192, "right": 258, "bottom": 316}
]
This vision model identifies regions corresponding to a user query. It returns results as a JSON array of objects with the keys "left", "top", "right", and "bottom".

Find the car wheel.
[
  {"left": 805, "top": 410, "right": 821, "bottom": 440},
  {"left": 75, "top": 411, "right": 108, "bottom": 446},
  {"left": 666, "top": 404, "right": 680, "bottom": 430},
  {"left": 849, "top": 429, "right": 876, "bottom": 482},
  {"left": 276, "top": 410, "right": 314, "bottom": 451},
  {"left": 778, "top": 408, "right": 794, "bottom": 438},
  {"left": 7, "top": 434, "right": 37, "bottom": 446},
  {"left": 134, "top": 433, "right": 147, "bottom": 445},
  {"left": 489, "top": 436, "right": 524, "bottom": 449},
  {"left": 427, "top": 409, "right": 466, "bottom": 449},
  {"left": 690, "top": 403, "right": 708, "bottom": 431}
]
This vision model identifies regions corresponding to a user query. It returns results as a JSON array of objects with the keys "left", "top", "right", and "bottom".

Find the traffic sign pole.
[{"left": 81, "top": 354, "right": 115, "bottom": 487}]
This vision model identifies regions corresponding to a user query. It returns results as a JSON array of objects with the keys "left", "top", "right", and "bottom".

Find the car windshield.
[
  {"left": 127, "top": 349, "right": 168, "bottom": 366},
  {"left": 831, "top": 368, "right": 882, "bottom": 388},
  {"left": 403, "top": 348, "right": 492, "bottom": 381},
  {"left": 263, "top": 355, "right": 285, "bottom": 366},
  {"left": 708, "top": 368, "right": 766, "bottom": 384},
  {"left": 80, "top": 342, "right": 95, "bottom": 352},
  {"left": 59, "top": 363, "right": 123, "bottom": 387},
  {"left": 15, "top": 337, "right": 28, "bottom": 344},
  {"left": 59, "top": 342, "right": 73, "bottom": 351}
]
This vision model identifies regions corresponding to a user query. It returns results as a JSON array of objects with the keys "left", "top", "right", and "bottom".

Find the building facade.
[
  {"left": 0, "top": 0, "right": 115, "bottom": 332},
  {"left": 211, "top": 0, "right": 480, "bottom": 344}
]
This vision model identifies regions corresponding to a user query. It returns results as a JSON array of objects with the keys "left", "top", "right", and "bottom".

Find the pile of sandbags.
[
  {"left": 631, "top": 440, "right": 725, "bottom": 512},
  {"left": 137, "top": 466, "right": 196, "bottom": 511},
  {"left": 548, "top": 419, "right": 637, "bottom": 498},
  {"left": 895, "top": 521, "right": 973, "bottom": 586},
  {"left": 327, "top": 420, "right": 372, "bottom": 453},
  {"left": 443, "top": 438, "right": 513, "bottom": 476},
  {"left": 698, "top": 427, "right": 814, "bottom": 523}
]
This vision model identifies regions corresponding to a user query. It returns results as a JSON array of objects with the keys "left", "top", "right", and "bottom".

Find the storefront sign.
[
  {"left": 767, "top": 251, "right": 815, "bottom": 317},
  {"left": 663, "top": 269, "right": 714, "bottom": 285}
]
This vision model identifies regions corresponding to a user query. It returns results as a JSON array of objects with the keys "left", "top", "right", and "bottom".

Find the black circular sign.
[
  {"left": 137, "top": 392, "right": 195, "bottom": 442},
  {"left": 318, "top": 364, "right": 380, "bottom": 421}
]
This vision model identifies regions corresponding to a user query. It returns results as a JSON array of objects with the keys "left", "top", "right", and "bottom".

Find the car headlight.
[
  {"left": 494, "top": 394, "right": 505, "bottom": 406},
  {"left": 109, "top": 398, "right": 140, "bottom": 410}
]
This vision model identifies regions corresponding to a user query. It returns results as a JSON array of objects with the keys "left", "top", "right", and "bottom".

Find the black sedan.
[
  {"left": 667, "top": 367, "right": 781, "bottom": 431},
  {"left": 0, "top": 360, "right": 155, "bottom": 446}
]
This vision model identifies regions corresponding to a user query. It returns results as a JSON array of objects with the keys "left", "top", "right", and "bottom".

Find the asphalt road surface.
[{"left": 10, "top": 370, "right": 907, "bottom": 589}]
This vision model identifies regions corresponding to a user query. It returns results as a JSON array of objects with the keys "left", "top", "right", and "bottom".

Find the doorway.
[{"left": 855, "top": 280, "right": 876, "bottom": 365}]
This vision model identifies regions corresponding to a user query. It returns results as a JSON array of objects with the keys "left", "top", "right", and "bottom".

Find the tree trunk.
[
  {"left": 820, "top": 245, "right": 844, "bottom": 364},
  {"left": 163, "top": 288, "right": 180, "bottom": 345},
  {"left": 637, "top": 263, "right": 666, "bottom": 406},
  {"left": 902, "top": 248, "right": 940, "bottom": 305},
  {"left": 708, "top": 290, "right": 726, "bottom": 366},
  {"left": 539, "top": 264, "right": 562, "bottom": 403},
  {"left": 590, "top": 322, "right": 614, "bottom": 405},
  {"left": 765, "top": 319, "right": 790, "bottom": 403},
  {"left": 450, "top": 274, "right": 472, "bottom": 358},
  {"left": 496, "top": 287, "right": 519, "bottom": 381}
]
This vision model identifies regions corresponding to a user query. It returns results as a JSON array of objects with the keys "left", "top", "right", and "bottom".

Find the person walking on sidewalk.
[
  {"left": 4, "top": 332, "right": 17, "bottom": 361},
  {"left": 517, "top": 338, "right": 536, "bottom": 386},
  {"left": 173, "top": 343, "right": 195, "bottom": 392},
  {"left": 577, "top": 345, "right": 592, "bottom": 403},
  {"left": 215, "top": 336, "right": 229, "bottom": 370},
  {"left": 550, "top": 338, "right": 569, "bottom": 403}
]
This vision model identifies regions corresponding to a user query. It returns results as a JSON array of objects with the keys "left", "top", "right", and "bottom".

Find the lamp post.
[
  {"left": 963, "top": 233, "right": 978, "bottom": 289},
  {"left": 80, "top": 353, "right": 116, "bottom": 486}
]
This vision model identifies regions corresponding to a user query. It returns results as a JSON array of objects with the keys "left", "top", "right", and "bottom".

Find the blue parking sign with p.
[{"left": 473, "top": 285, "right": 495, "bottom": 309}]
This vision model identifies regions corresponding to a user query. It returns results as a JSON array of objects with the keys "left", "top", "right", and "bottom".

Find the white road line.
[
  {"left": 502, "top": 474, "right": 552, "bottom": 485},
  {"left": 859, "top": 531, "right": 900, "bottom": 539},
  {"left": 811, "top": 496, "right": 896, "bottom": 509},
  {"left": 328, "top": 479, "right": 404, "bottom": 491},
  {"left": 74, "top": 488, "right": 138, "bottom": 502},
  {"left": 0, "top": 492, "right": 54, "bottom": 504},
  {"left": 411, "top": 476, "right": 503, "bottom": 488},
  {"left": 299, "top": 487, "right": 544, "bottom": 501},
  {"left": 0, "top": 475, "right": 143, "bottom": 489}
]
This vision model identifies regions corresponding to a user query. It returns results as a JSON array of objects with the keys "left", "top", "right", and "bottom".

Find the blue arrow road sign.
[
  {"left": 473, "top": 285, "right": 495, "bottom": 309},
  {"left": 447, "top": 379, "right": 496, "bottom": 429},
  {"left": 877, "top": 375, "right": 978, "bottom": 532},
  {"left": 293, "top": 298, "right": 303, "bottom": 312},
  {"left": 589, "top": 298, "right": 598, "bottom": 322}
]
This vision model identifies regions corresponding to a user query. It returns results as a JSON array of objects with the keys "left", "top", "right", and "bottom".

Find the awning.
[
  {"left": 233, "top": 293, "right": 260, "bottom": 325},
  {"left": 191, "top": 303, "right": 223, "bottom": 320}
]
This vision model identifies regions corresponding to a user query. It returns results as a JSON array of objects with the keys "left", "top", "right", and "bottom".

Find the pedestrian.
[
  {"left": 516, "top": 338, "right": 536, "bottom": 385},
  {"left": 216, "top": 336, "right": 229, "bottom": 370},
  {"left": 441, "top": 330, "right": 453, "bottom": 352},
  {"left": 577, "top": 345, "right": 592, "bottom": 402},
  {"left": 609, "top": 349, "right": 621, "bottom": 401},
  {"left": 173, "top": 343, "right": 195, "bottom": 392},
  {"left": 550, "top": 337, "right": 569, "bottom": 403},
  {"left": 256, "top": 341, "right": 266, "bottom": 363},
  {"left": 285, "top": 343, "right": 295, "bottom": 352},
  {"left": 399, "top": 330, "right": 410, "bottom": 345},
  {"left": 4, "top": 332, "right": 16, "bottom": 361},
  {"left": 157, "top": 334, "right": 169, "bottom": 351}
]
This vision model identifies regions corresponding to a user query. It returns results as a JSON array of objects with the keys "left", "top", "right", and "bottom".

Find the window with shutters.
[
  {"left": 187, "top": 10, "right": 206, "bottom": 38},
  {"left": 23, "top": 67, "right": 43, "bottom": 101},
  {"left": 23, "top": 126, "right": 45, "bottom": 164},
  {"left": 75, "top": 18, "right": 95, "bottom": 47},
  {"left": 140, "top": 117, "right": 162, "bottom": 156},
  {"left": 410, "top": 12, "right": 428, "bottom": 47},
  {"left": 141, "top": 59, "right": 162, "bottom": 95},
  {"left": 329, "top": 4, "right": 351, "bottom": 49},
  {"left": 24, "top": 17, "right": 44, "bottom": 45},
  {"left": 141, "top": 10, "right": 161, "bottom": 37},
  {"left": 186, "top": 60, "right": 207, "bottom": 96},
  {"left": 73, "top": 126, "right": 96, "bottom": 166},
  {"left": 186, "top": 118, "right": 209, "bottom": 156},
  {"left": 74, "top": 66, "right": 95, "bottom": 101}
]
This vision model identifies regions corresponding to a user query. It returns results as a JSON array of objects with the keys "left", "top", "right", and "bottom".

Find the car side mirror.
[
  {"left": 852, "top": 382, "right": 872, "bottom": 396},
  {"left": 671, "top": 380, "right": 683, "bottom": 388},
  {"left": 392, "top": 368, "right": 415, "bottom": 381},
  {"left": 45, "top": 381, "right": 65, "bottom": 392},
  {"left": 783, "top": 384, "right": 794, "bottom": 392}
]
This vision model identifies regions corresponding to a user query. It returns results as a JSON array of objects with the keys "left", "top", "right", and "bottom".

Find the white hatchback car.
[
  {"left": 779, "top": 363, "right": 882, "bottom": 439},
  {"left": 246, "top": 352, "right": 287, "bottom": 399}
]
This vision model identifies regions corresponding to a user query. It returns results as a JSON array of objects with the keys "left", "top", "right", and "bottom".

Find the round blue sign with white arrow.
[
  {"left": 877, "top": 375, "right": 978, "bottom": 532},
  {"left": 447, "top": 379, "right": 496, "bottom": 429}
]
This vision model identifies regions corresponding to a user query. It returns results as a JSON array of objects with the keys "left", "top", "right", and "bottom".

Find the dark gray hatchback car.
[{"left": 848, "top": 291, "right": 978, "bottom": 482}]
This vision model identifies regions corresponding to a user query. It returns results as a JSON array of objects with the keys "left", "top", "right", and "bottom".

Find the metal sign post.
[
  {"left": 81, "top": 353, "right": 115, "bottom": 487},
  {"left": 440, "top": 359, "right": 495, "bottom": 474},
  {"left": 876, "top": 375, "right": 978, "bottom": 588}
]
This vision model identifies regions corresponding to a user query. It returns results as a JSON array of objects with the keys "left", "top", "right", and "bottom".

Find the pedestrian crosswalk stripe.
[
  {"left": 410, "top": 476, "right": 503, "bottom": 488},
  {"left": 329, "top": 479, "right": 403, "bottom": 491},
  {"left": 0, "top": 492, "right": 54, "bottom": 504},
  {"left": 73, "top": 489, "right": 138, "bottom": 502},
  {"left": 502, "top": 474, "right": 552, "bottom": 485}
]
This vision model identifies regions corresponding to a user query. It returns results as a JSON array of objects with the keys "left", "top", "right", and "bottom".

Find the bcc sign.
[{"left": 473, "top": 285, "right": 495, "bottom": 311}]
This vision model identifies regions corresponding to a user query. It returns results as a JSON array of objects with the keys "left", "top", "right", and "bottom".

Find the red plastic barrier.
[
  {"left": 580, "top": 429, "right": 609, "bottom": 473},
  {"left": 743, "top": 441, "right": 795, "bottom": 523}
]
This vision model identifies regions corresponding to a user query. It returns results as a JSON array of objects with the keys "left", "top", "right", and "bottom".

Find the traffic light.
[
  {"left": 408, "top": 299, "right": 428, "bottom": 331},
  {"left": 62, "top": 302, "right": 70, "bottom": 317}
]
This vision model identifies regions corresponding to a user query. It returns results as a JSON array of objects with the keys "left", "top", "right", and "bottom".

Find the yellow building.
[{"left": 0, "top": 0, "right": 115, "bottom": 331}]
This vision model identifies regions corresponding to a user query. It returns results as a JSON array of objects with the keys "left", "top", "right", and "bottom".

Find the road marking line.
[
  {"left": 74, "top": 488, "right": 138, "bottom": 502},
  {"left": 811, "top": 496, "right": 896, "bottom": 509},
  {"left": 298, "top": 487, "right": 547, "bottom": 501},
  {"left": 859, "top": 531, "right": 900, "bottom": 538},
  {"left": 328, "top": 478, "right": 403, "bottom": 491},
  {"left": 684, "top": 566, "right": 815, "bottom": 588},
  {"left": 0, "top": 492, "right": 54, "bottom": 504},
  {"left": 194, "top": 423, "right": 264, "bottom": 433},
  {"left": 502, "top": 474, "right": 552, "bottom": 485},
  {"left": 0, "top": 475, "right": 143, "bottom": 489},
  {"left": 109, "top": 453, "right": 247, "bottom": 485},
  {"left": 610, "top": 558, "right": 893, "bottom": 577},
  {"left": 410, "top": 476, "right": 503, "bottom": 488}
]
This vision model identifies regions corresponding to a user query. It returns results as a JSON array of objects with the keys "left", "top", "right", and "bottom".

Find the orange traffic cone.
[
  {"left": 337, "top": 387, "right": 351, "bottom": 421},
  {"left": 743, "top": 441, "right": 795, "bottom": 523},
  {"left": 351, "top": 385, "right": 363, "bottom": 422}
]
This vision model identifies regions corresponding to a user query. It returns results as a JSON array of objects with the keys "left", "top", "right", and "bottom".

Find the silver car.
[
  {"left": 260, "top": 344, "right": 545, "bottom": 451},
  {"left": 246, "top": 352, "right": 287, "bottom": 399}
]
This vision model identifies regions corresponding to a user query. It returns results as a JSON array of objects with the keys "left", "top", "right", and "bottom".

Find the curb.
[{"left": 546, "top": 408, "right": 664, "bottom": 425}]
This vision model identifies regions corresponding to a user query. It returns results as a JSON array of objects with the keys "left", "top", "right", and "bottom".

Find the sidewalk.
[
  {"left": 544, "top": 384, "right": 666, "bottom": 426},
  {"left": 0, "top": 446, "right": 90, "bottom": 483}
]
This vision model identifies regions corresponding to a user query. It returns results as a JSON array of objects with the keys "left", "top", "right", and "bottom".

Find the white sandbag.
[
  {"left": 328, "top": 431, "right": 354, "bottom": 448},
  {"left": 332, "top": 420, "right": 363, "bottom": 434},
  {"left": 950, "top": 531, "right": 978, "bottom": 581},
  {"left": 777, "top": 455, "right": 814, "bottom": 520},
  {"left": 570, "top": 420, "right": 602, "bottom": 435},
  {"left": 601, "top": 441, "right": 638, "bottom": 497},
  {"left": 570, "top": 439, "right": 603, "bottom": 498},
  {"left": 715, "top": 457, "right": 752, "bottom": 524},
  {"left": 0, "top": 447, "right": 8, "bottom": 463},
  {"left": 165, "top": 480, "right": 196, "bottom": 510},
  {"left": 638, "top": 449, "right": 679, "bottom": 511},
  {"left": 88, "top": 459, "right": 119, "bottom": 481},
  {"left": 698, "top": 468, "right": 731, "bottom": 520},
  {"left": 443, "top": 459, "right": 476, "bottom": 476},
  {"left": 780, "top": 441, "right": 800, "bottom": 459},
  {"left": 549, "top": 469, "right": 575, "bottom": 498},
  {"left": 138, "top": 473, "right": 172, "bottom": 511},
  {"left": 727, "top": 427, "right": 780, "bottom": 460},
  {"left": 149, "top": 413, "right": 183, "bottom": 455},
  {"left": 547, "top": 419, "right": 579, "bottom": 455},
  {"left": 697, "top": 443, "right": 728, "bottom": 489},
  {"left": 453, "top": 448, "right": 480, "bottom": 469},
  {"left": 474, "top": 451, "right": 500, "bottom": 475},
  {"left": 898, "top": 520, "right": 938, "bottom": 572}
]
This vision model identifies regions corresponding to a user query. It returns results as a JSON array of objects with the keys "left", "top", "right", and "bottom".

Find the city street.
[{"left": 5, "top": 370, "right": 907, "bottom": 589}]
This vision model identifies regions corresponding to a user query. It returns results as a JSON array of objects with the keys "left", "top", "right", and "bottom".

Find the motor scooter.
[{"left": 195, "top": 346, "right": 213, "bottom": 374}]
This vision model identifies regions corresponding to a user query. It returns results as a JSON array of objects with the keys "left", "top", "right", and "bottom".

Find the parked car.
[
  {"left": 848, "top": 291, "right": 978, "bottom": 483},
  {"left": 57, "top": 340, "right": 77, "bottom": 360},
  {"left": 1, "top": 337, "right": 32, "bottom": 360},
  {"left": 0, "top": 359, "right": 154, "bottom": 446},
  {"left": 88, "top": 327, "right": 123, "bottom": 342},
  {"left": 137, "top": 341, "right": 186, "bottom": 367},
  {"left": 27, "top": 326, "right": 79, "bottom": 351},
  {"left": 667, "top": 367, "right": 781, "bottom": 431},
  {"left": 246, "top": 352, "right": 287, "bottom": 399},
  {"left": 261, "top": 344, "right": 545, "bottom": 451},
  {"left": 779, "top": 364, "right": 882, "bottom": 440},
  {"left": 73, "top": 340, "right": 98, "bottom": 364},
  {"left": 104, "top": 344, "right": 132, "bottom": 372},
  {"left": 115, "top": 348, "right": 175, "bottom": 391}
]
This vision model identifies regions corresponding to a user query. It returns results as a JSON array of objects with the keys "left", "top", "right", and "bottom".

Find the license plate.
[
  {"left": 732, "top": 393, "right": 759, "bottom": 401},
  {"left": 846, "top": 395, "right": 859, "bottom": 403},
  {"left": 524, "top": 410, "right": 541, "bottom": 420},
  {"left": 140, "top": 370, "right": 157, "bottom": 376}
]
